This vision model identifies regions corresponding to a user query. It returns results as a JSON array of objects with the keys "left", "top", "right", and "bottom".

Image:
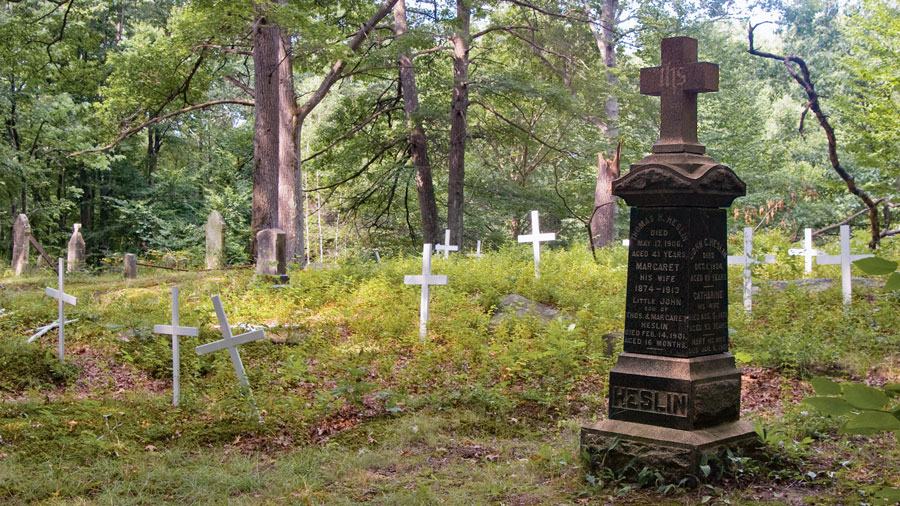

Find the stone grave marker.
[
  {"left": 206, "top": 211, "right": 226, "bottom": 270},
  {"left": 435, "top": 229, "right": 458, "bottom": 258},
  {"left": 153, "top": 286, "right": 199, "bottom": 407},
  {"left": 816, "top": 225, "right": 873, "bottom": 306},
  {"left": 124, "top": 253, "right": 137, "bottom": 279},
  {"left": 195, "top": 295, "right": 266, "bottom": 392},
  {"left": 404, "top": 244, "right": 448, "bottom": 340},
  {"left": 517, "top": 210, "right": 556, "bottom": 278},
  {"left": 67, "top": 223, "right": 86, "bottom": 273},
  {"left": 12, "top": 214, "right": 30, "bottom": 276},
  {"left": 727, "top": 227, "right": 775, "bottom": 311},
  {"left": 256, "top": 228, "right": 288, "bottom": 283},
  {"left": 581, "top": 36, "right": 755, "bottom": 481},
  {"left": 44, "top": 258, "right": 77, "bottom": 363},
  {"left": 788, "top": 228, "right": 823, "bottom": 275}
]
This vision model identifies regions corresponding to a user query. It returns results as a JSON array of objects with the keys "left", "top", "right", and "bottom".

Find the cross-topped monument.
[
  {"left": 583, "top": 36, "right": 754, "bottom": 482},
  {"left": 154, "top": 286, "right": 199, "bottom": 406}
]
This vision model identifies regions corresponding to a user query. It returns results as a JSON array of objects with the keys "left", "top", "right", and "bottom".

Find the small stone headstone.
[
  {"left": 124, "top": 254, "right": 137, "bottom": 279},
  {"left": 12, "top": 214, "right": 30, "bottom": 276},
  {"left": 67, "top": 223, "right": 86, "bottom": 273},
  {"left": 256, "top": 228, "right": 288, "bottom": 283},
  {"left": 206, "top": 211, "right": 226, "bottom": 270}
]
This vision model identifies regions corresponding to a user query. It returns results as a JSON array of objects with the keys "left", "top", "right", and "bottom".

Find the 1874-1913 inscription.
[{"left": 624, "top": 207, "right": 728, "bottom": 357}]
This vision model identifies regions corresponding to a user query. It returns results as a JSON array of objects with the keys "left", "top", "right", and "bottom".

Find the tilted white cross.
[
  {"left": 788, "top": 228, "right": 824, "bottom": 275},
  {"left": 404, "top": 244, "right": 448, "bottom": 340},
  {"left": 467, "top": 240, "right": 483, "bottom": 258},
  {"left": 518, "top": 210, "right": 556, "bottom": 278},
  {"left": 727, "top": 227, "right": 775, "bottom": 312},
  {"left": 816, "top": 225, "right": 873, "bottom": 305},
  {"left": 195, "top": 295, "right": 266, "bottom": 389},
  {"left": 434, "top": 229, "right": 458, "bottom": 258},
  {"left": 44, "top": 258, "right": 76, "bottom": 363},
  {"left": 154, "top": 286, "right": 198, "bottom": 407}
]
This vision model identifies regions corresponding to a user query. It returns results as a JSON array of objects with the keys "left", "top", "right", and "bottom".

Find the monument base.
[{"left": 580, "top": 419, "right": 758, "bottom": 482}]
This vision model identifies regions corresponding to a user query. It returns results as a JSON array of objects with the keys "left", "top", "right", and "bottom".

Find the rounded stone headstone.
[
  {"left": 256, "top": 228, "right": 288, "bottom": 283},
  {"left": 67, "top": 223, "right": 86, "bottom": 273},
  {"left": 124, "top": 253, "right": 137, "bottom": 279},
  {"left": 206, "top": 211, "right": 226, "bottom": 270},
  {"left": 12, "top": 214, "right": 31, "bottom": 276}
]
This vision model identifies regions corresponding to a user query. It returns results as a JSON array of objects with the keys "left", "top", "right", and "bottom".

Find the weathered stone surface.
[
  {"left": 12, "top": 214, "right": 30, "bottom": 276},
  {"left": 602, "top": 332, "right": 622, "bottom": 356},
  {"left": 206, "top": 211, "right": 225, "bottom": 270},
  {"left": 491, "top": 294, "right": 561, "bottom": 324},
  {"left": 67, "top": 224, "right": 86, "bottom": 273},
  {"left": 256, "top": 228, "right": 288, "bottom": 283},
  {"left": 124, "top": 253, "right": 137, "bottom": 279}
]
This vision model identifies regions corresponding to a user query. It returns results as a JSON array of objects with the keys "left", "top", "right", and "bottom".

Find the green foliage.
[
  {"left": 0, "top": 340, "right": 79, "bottom": 392},
  {"left": 804, "top": 376, "right": 900, "bottom": 435}
]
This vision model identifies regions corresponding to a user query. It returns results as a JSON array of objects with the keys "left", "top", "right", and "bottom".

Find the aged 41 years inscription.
[{"left": 624, "top": 207, "right": 728, "bottom": 358}]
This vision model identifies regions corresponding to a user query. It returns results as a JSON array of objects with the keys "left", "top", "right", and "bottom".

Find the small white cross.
[
  {"left": 517, "top": 210, "right": 556, "bottom": 278},
  {"left": 467, "top": 240, "right": 483, "bottom": 258},
  {"left": 404, "top": 244, "right": 448, "bottom": 340},
  {"left": 727, "top": 227, "right": 775, "bottom": 312},
  {"left": 622, "top": 239, "right": 630, "bottom": 247},
  {"left": 195, "top": 295, "right": 266, "bottom": 389},
  {"left": 44, "top": 258, "right": 76, "bottom": 363},
  {"left": 434, "top": 229, "right": 458, "bottom": 258},
  {"left": 375, "top": 250, "right": 381, "bottom": 263},
  {"left": 788, "top": 228, "right": 824, "bottom": 275},
  {"left": 816, "top": 225, "right": 873, "bottom": 305},
  {"left": 154, "top": 286, "right": 199, "bottom": 407}
]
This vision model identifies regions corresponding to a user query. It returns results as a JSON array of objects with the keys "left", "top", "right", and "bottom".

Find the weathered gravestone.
[
  {"left": 124, "top": 253, "right": 137, "bottom": 279},
  {"left": 67, "top": 223, "right": 86, "bottom": 273},
  {"left": 581, "top": 37, "right": 756, "bottom": 481},
  {"left": 12, "top": 214, "right": 30, "bottom": 276},
  {"left": 206, "top": 211, "right": 226, "bottom": 270},
  {"left": 256, "top": 228, "right": 288, "bottom": 283}
]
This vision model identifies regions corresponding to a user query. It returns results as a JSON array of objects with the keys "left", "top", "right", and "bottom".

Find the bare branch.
[{"left": 225, "top": 75, "right": 256, "bottom": 99}]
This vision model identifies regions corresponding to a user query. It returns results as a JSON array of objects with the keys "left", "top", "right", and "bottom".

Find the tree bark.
[
  {"left": 276, "top": 20, "right": 304, "bottom": 265},
  {"left": 251, "top": 15, "right": 281, "bottom": 258},
  {"left": 587, "top": 0, "right": 619, "bottom": 135},
  {"left": 447, "top": 0, "right": 470, "bottom": 250},
  {"left": 393, "top": 0, "right": 440, "bottom": 244},
  {"left": 590, "top": 145, "right": 620, "bottom": 248}
]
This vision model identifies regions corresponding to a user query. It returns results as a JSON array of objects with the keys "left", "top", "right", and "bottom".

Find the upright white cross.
[
  {"left": 517, "top": 210, "right": 556, "bottom": 278},
  {"left": 622, "top": 239, "right": 630, "bottom": 247},
  {"left": 374, "top": 249, "right": 381, "bottom": 263},
  {"left": 467, "top": 240, "right": 483, "bottom": 258},
  {"left": 404, "top": 244, "right": 448, "bottom": 340},
  {"left": 788, "top": 228, "right": 823, "bottom": 275},
  {"left": 195, "top": 295, "right": 266, "bottom": 389},
  {"left": 153, "top": 286, "right": 199, "bottom": 407},
  {"left": 434, "top": 229, "right": 458, "bottom": 258},
  {"left": 816, "top": 225, "right": 873, "bottom": 305},
  {"left": 44, "top": 258, "right": 76, "bottom": 363},
  {"left": 727, "top": 227, "right": 775, "bottom": 312}
]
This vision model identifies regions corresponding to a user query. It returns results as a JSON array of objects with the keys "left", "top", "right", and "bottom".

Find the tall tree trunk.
[
  {"left": 590, "top": 145, "right": 620, "bottom": 248},
  {"left": 588, "top": 0, "right": 619, "bottom": 135},
  {"left": 447, "top": 0, "right": 470, "bottom": 249},
  {"left": 393, "top": 0, "right": 440, "bottom": 244},
  {"left": 276, "top": 22, "right": 304, "bottom": 265},
  {"left": 250, "top": 15, "right": 281, "bottom": 258}
]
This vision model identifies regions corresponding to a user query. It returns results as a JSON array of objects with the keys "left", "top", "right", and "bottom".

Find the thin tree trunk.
[
  {"left": 589, "top": 145, "right": 620, "bottom": 248},
  {"left": 250, "top": 15, "right": 281, "bottom": 258},
  {"left": 587, "top": 0, "right": 619, "bottom": 135},
  {"left": 447, "top": 0, "right": 470, "bottom": 249},
  {"left": 276, "top": 22, "right": 304, "bottom": 265},
  {"left": 393, "top": 0, "right": 440, "bottom": 244}
]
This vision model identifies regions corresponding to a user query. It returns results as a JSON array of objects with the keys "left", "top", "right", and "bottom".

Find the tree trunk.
[
  {"left": 589, "top": 145, "right": 620, "bottom": 248},
  {"left": 276, "top": 22, "right": 304, "bottom": 265},
  {"left": 250, "top": 15, "right": 281, "bottom": 258},
  {"left": 447, "top": 0, "right": 470, "bottom": 249},
  {"left": 393, "top": 0, "right": 440, "bottom": 244},
  {"left": 588, "top": 0, "right": 619, "bottom": 135}
]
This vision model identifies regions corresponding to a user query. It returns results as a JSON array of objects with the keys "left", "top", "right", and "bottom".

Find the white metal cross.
[
  {"left": 816, "top": 225, "right": 873, "bottom": 305},
  {"left": 517, "top": 210, "right": 556, "bottom": 278},
  {"left": 727, "top": 227, "right": 775, "bottom": 312},
  {"left": 467, "top": 240, "right": 483, "bottom": 258},
  {"left": 154, "top": 286, "right": 199, "bottom": 406},
  {"left": 434, "top": 229, "right": 458, "bottom": 258},
  {"left": 195, "top": 295, "right": 266, "bottom": 389},
  {"left": 404, "top": 243, "right": 448, "bottom": 340},
  {"left": 44, "top": 258, "right": 76, "bottom": 363},
  {"left": 788, "top": 228, "right": 823, "bottom": 275}
]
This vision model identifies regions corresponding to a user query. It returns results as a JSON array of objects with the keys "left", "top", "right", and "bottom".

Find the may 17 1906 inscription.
[{"left": 624, "top": 207, "right": 728, "bottom": 358}]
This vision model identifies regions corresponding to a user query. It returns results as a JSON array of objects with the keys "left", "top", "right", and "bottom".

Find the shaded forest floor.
[{"left": 1, "top": 240, "right": 899, "bottom": 505}]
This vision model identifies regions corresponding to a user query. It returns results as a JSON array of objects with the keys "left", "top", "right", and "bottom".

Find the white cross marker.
[
  {"left": 404, "top": 244, "right": 448, "bottom": 340},
  {"left": 434, "top": 229, "right": 458, "bottom": 258},
  {"left": 622, "top": 239, "right": 630, "bottom": 247},
  {"left": 788, "top": 228, "right": 824, "bottom": 275},
  {"left": 375, "top": 250, "right": 381, "bottom": 263},
  {"left": 153, "top": 286, "right": 199, "bottom": 407},
  {"left": 727, "top": 227, "right": 775, "bottom": 312},
  {"left": 467, "top": 240, "right": 483, "bottom": 258},
  {"left": 44, "top": 258, "right": 76, "bottom": 363},
  {"left": 195, "top": 295, "right": 266, "bottom": 389},
  {"left": 815, "top": 225, "right": 873, "bottom": 305},
  {"left": 517, "top": 210, "right": 556, "bottom": 278}
]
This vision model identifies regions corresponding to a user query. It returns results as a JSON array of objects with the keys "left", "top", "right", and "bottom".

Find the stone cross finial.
[{"left": 640, "top": 37, "right": 718, "bottom": 154}]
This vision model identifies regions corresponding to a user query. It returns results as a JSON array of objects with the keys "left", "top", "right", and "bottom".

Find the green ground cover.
[{"left": 1, "top": 233, "right": 899, "bottom": 505}]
